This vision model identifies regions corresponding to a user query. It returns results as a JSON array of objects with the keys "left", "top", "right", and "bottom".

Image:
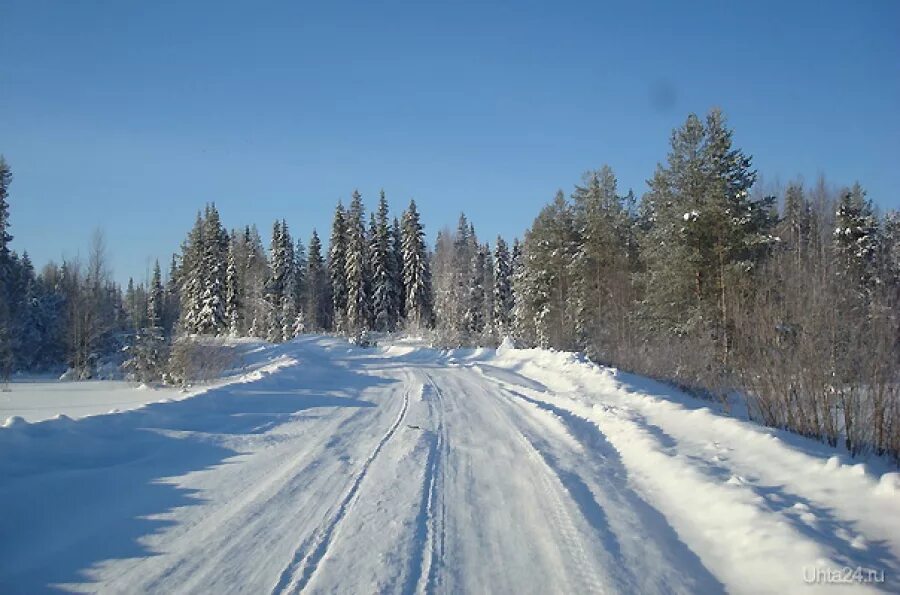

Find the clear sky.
[{"left": 2, "top": 0, "right": 898, "bottom": 284}]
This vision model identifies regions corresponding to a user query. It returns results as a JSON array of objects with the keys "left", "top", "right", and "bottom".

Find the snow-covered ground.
[
  {"left": 0, "top": 341, "right": 295, "bottom": 424},
  {"left": 1, "top": 336, "right": 897, "bottom": 594},
  {"left": 0, "top": 379, "right": 187, "bottom": 423}
]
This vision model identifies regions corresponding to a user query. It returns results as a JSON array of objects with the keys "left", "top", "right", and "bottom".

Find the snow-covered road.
[{"left": 1, "top": 337, "right": 898, "bottom": 594}]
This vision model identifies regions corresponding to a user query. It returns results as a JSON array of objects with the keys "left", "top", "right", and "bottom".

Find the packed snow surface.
[{"left": 1, "top": 336, "right": 897, "bottom": 594}]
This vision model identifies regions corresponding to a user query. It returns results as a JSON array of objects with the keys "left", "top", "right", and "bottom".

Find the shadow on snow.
[{"left": 0, "top": 339, "right": 393, "bottom": 594}]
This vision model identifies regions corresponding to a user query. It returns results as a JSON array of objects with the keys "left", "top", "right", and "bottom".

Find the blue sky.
[{"left": 2, "top": 0, "right": 898, "bottom": 283}]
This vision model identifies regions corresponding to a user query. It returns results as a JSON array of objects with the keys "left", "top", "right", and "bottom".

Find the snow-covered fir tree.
[
  {"left": 371, "top": 190, "right": 400, "bottom": 331},
  {"left": 329, "top": 203, "right": 349, "bottom": 334},
  {"left": 492, "top": 236, "right": 514, "bottom": 338},
  {"left": 464, "top": 244, "right": 487, "bottom": 338},
  {"left": 225, "top": 240, "right": 241, "bottom": 336},
  {"left": 0, "top": 157, "right": 12, "bottom": 368},
  {"left": 344, "top": 190, "right": 371, "bottom": 334},
  {"left": 833, "top": 183, "right": 879, "bottom": 306},
  {"left": 516, "top": 191, "right": 579, "bottom": 349},
  {"left": 163, "top": 254, "right": 180, "bottom": 336},
  {"left": 124, "top": 260, "right": 168, "bottom": 383},
  {"left": 569, "top": 166, "right": 639, "bottom": 359},
  {"left": 305, "top": 229, "right": 330, "bottom": 331},
  {"left": 241, "top": 225, "right": 268, "bottom": 338},
  {"left": 148, "top": 260, "right": 165, "bottom": 330},
  {"left": 291, "top": 237, "right": 307, "bottom": 336},
  {"left": 178, "top": 212, "right": 206, "bottom": 334},
  {"left": 265, "top": 219, "right": 296, "bottom": 343},
  {"left": 195, "top": 204, "right": 229, "bottom": 335},
  {"left": 392, "top": 216, "right": 405, "bottom": 319},
  {"left": 401, "top": 199, "right": 433, "bottom": 330}
]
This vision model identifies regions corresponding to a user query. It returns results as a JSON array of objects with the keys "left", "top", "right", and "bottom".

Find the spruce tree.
[
  {"left": 164, "top": 254, "right": 180, "bottom": 336},
  {"left": 492, "top": 236, "right": 514, "bottom": 337},
  {"left": 833, "top": 184, "right": 879, "bottom": 308},
  {"left": 401, "top": 200, "right": 433, "bottom": 330},
  {"left": 178, "top": 212, "right": 205, "bottom": 334},
  {"left": 225, "top": 242, "right": 240, "bottom": 336},
  {"left": 0, "top": 159, "right": 13, "bottom": 380},
  {"left": 243, "top": 225, "right": 268, "bottom": 338},
  {"left": 305, "top": 229, "right": 330, "bottom": 331},
  {"left": 0, "top": 157, "right": 12, "bottom": 315},
  {"left": 148, "top": 260, "right": 165, "bottom": 330},
  {"left": 392, "top": 216, "right": 405, "bottom": 321},
  {"left": 196, "top": 204, "right": 229, "bottom": 335},
  {"left": 517, "top": 191, "right": 579, "bottom": 349},
  {"left": 265, "top": 220, "right": 293, "bottom": 342},
  {"left": 569, "top": 166, "right": 638, "bottom": 357},
  {"left": 0, "top": 156, "right": 12, "bottom": 276},
  {"left": 329, "top": 203, "right": 349, "bottom": 334},
  {"left": 371, "top": 190, "right": 399, "bottom": 331},
  {"left": 345, "top": 190, "right": 371, "bottom": 334},
  {"left": 465, "top": 245, "right": 487, "bottom": 337}
]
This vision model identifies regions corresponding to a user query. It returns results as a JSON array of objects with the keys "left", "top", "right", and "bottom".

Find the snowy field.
[
  {"left": 0, "top": 379, "right": 187, "bottom": 423},
  {"left": 1, "top": 336, "right": 898, "bottom": 594}
]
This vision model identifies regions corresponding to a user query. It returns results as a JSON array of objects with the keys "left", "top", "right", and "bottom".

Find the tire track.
[
  {"left": 270, "top": 387, "right": 410, "bottom": 595},
  {"left": 469, "top": 377, "right": 614, "bottom": 594},
  {"left": 403, "top": 375, "right": 448, "bottom": 595}
]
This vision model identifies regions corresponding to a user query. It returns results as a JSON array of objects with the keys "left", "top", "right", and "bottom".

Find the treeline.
[
  {"left": 166, "top": 190, "right": 434, "bottom": 344},
  {"left": 513, "top": 110, "right": 899, "bottom": 460},
  {"left": 0, "top": 158, "right": 129, "bottom": 379},
  {"left": 0, "top": 109, "right": 897, "bottom": 459}
]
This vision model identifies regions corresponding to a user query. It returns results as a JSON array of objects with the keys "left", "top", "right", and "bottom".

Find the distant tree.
[
  {"left": 392, "top": 216, "right": 405, "bottom": 319},
  {"left": 0, "top": 157, "right": 15, "bottom": 379},
  {"left": 329, "top": 203, "right": 349, "bottom": 334},
  {"left": 345, "top": 190, "right": 371, "bottom": 334},
  {"left": 516, "top": 191, "right": 579, "bottom": 349},
  {"left": 196, "top": 204, "right": 229, "bottom": 335},
  {"left": 492, "top": 236, "right": 514, "bottom": 338},
  {"left": 371, "top": 191, "right": 400, "bottom": 331},
  {"left": 225, "top": 241, "right": 241, "bottom": 336},
  {"left": 401, "top": 200, "right": 433, "bottom": 330},
  {"left": 148, "top": 260, "right": 165, "bottom": 330},
  {"left": 305, "top": 229, "right": 330, "bottom": 331},
  {"left": 465, "top": 244, "right": 487, "bottom": 337}
]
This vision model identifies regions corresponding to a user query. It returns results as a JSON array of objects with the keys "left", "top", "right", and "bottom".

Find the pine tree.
[
  {"left": 345, "top": 190, "right": 371, "bottom": 334},
  {"left": 639, "top": 110, "right": 775, "bottom": 365},
  {"left": 401, "top": 200, "right": 433, "bottom": 330},
  {"left": 329, "top": 203, "right": 349, "bottom": 334}
]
